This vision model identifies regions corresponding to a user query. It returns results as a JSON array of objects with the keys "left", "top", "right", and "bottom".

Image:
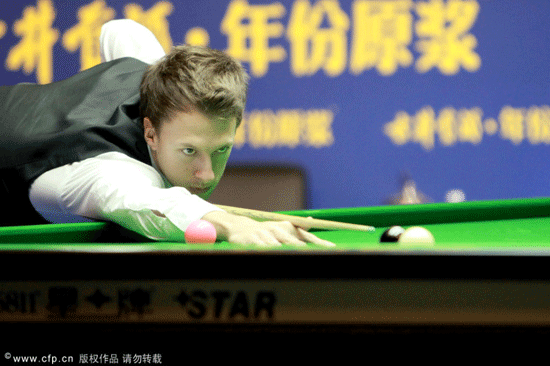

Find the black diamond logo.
[{"left": 86, "top": 289, "right": 112, "bottom": 309}]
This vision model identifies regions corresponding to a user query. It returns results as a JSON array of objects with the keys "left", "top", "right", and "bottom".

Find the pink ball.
[{"left": 185, "top": 220, "right": 217, "bottom": 244}]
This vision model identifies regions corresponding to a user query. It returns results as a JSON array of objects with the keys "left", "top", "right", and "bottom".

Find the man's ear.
[{"left": 143, "top": 117, "right": 158, "bottom": 150}]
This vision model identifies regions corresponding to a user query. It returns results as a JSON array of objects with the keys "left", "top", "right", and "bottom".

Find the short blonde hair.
[{"left": 139, "top": 45, "right": 249, "bottom": 129}]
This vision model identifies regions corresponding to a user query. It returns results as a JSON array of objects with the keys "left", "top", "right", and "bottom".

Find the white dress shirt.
[{"left": 29, "top": 19, "right": 223, "bottom": 241}]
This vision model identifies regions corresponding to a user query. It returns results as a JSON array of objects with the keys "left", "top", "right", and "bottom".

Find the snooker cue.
[{"left": 215, "top": 205, "right": 376, "bottom": 232}]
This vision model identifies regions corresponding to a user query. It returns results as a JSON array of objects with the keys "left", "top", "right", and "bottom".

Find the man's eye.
[
  {"left": 182, "top": 148, "right": 195, "bottom": 156},
  {"left": 217, "top": 146, "right": 229, "bottom": 154}
]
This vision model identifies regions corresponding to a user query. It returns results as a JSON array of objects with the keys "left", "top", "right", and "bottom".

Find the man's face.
[{"left": 144, "top": 110, "right": 236, "bottom": 200}]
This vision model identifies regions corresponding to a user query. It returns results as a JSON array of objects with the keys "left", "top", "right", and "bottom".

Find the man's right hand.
[{"left": 201, "top": 210, "right": 335, "bottom": 248}]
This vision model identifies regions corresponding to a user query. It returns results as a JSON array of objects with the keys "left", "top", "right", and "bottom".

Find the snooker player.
[{"left": 0, "top": 19, "right": 334, "bottom": 248}]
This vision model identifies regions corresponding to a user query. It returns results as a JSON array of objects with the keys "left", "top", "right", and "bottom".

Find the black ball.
[{"left": 380, "top": 226, "right": 405, "bottom": 243}]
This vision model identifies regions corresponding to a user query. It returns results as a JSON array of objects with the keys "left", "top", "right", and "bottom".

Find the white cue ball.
[{"left": 398, "top": 226, "right": 435, "bottom": 246}]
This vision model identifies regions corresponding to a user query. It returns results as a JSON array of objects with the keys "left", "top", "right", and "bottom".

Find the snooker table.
[{"left": 3, "top": 197, "right": 550, "bottom": 342}]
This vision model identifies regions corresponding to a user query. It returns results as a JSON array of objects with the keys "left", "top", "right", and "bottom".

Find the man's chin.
[
  {"left": 198, "top": 191, "right": 212, "bottom": 200},
  {"left": 192, "top": 187, "right": 214, "bottom": 200}
]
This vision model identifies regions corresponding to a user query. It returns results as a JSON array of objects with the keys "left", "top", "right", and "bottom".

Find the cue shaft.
[{"left": 215, "top": 205, "right": 375, "bottom": 232}]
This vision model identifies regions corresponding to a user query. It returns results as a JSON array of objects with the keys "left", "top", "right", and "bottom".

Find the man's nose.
[{"left": 194, "top": 156, "right": 215, "bottom": 182}]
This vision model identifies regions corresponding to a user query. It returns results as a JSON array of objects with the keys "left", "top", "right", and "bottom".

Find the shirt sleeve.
[
  {"left": 100, "top": 19, "right": 166, "bottom": 64},
  {"left": 29, "top": 152, "right": 223, "bottom": 241}
]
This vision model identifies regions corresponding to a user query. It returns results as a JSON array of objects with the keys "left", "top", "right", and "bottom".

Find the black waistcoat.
[{"left": 0, "top": 57, "right": 151, "bottom": 225}]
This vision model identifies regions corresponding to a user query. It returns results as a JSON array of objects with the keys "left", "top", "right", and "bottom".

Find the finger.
[
  {"left": 257, "top": 230, "right": 284, "bottom": 247},
  {"left": 229, "top": 233, "right": 281, "bottom": 248},
  {"left": 293, "top": 216, "right": 314, "bottom": 231},
  {"left": 265, "top": 224, "right": 308, "bottom": 247},
  {"left": 296, "top": 228, "right": 336, "bottom": 247},
  {"left": 273, "top": 228, "right": 308, "bottom": 247}
]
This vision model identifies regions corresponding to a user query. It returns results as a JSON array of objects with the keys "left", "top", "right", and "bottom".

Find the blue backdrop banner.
[{"left": 1, "top": 0, "right": 549, "bottom": 209}]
